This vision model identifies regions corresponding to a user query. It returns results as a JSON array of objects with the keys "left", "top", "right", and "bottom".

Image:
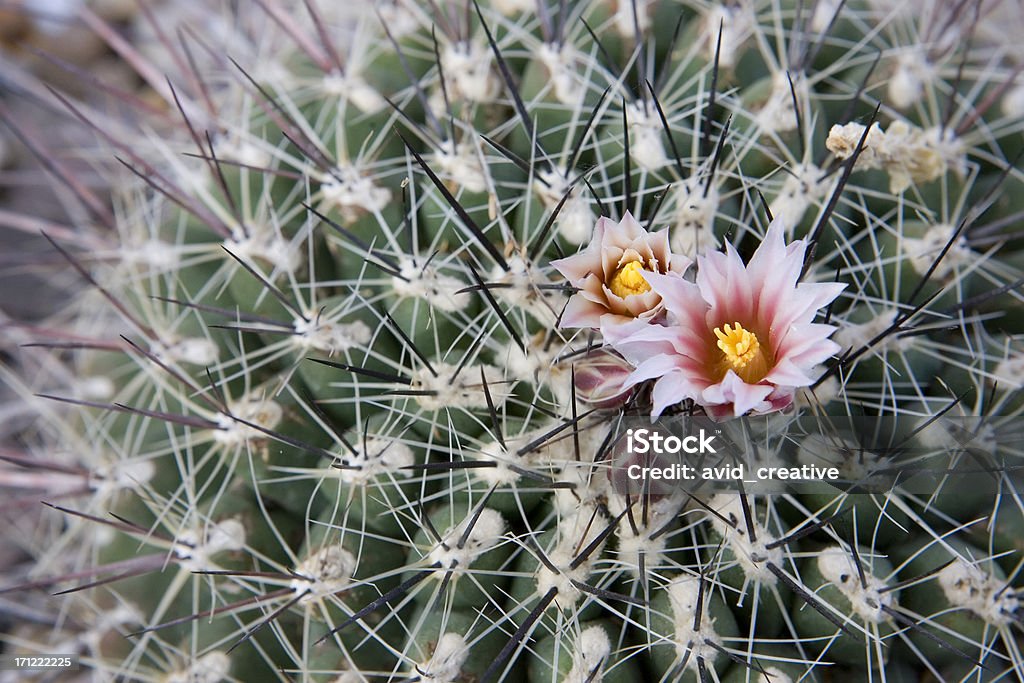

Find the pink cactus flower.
[
  {"left": 552, "top": 211, "right": 690, "bottom": 331},
  {"left": 607, "top": 219, "right": 845, "bottom": 418}
]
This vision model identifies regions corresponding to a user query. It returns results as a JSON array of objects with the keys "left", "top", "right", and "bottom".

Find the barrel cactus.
[{"left": 2, "top": 0, "right": 1023, "bottom": 681}]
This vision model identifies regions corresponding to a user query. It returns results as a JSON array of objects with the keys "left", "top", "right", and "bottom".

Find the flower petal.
[
  {"left": 641, "top": 272, "right": 708, "bottom": 329},
  {"left": 623, "top": 354, "right": 686, "bottom": 389},
  {"left": 762, "top": 358, "right": 815, "bottom": 387},
  {"left": 560, "top": 295, "right": 608, "bottom": 329},
  {"left": 702, "top": 372, "right": 774, "bottom": 416},
  {"left": 651, "top": 370, "right": 705, "bottom": 417}
]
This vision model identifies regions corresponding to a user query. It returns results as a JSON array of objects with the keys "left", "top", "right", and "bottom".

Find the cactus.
[{"left": 2, "top": 0, "right": 1024, "bottom": 681}]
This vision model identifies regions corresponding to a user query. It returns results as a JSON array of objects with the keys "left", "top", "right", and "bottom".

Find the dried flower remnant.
[{"left": 825, "top": 120, "right": 965, "bottom": 193}]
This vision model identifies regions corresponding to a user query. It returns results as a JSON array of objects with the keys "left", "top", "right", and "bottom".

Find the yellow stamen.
[
  {"left": 608, "top": 261, "right": 651, "bottom": 299},
  {"left": 714, "top": 322, "right": 769, "bottom": 383}
]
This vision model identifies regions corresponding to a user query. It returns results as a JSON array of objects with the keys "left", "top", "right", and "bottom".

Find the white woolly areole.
[
  {"left": 492, "top": 0, "right": 534, "bottom": 13},
  {"left": 151, "top": 338, "right": 220, "bottom": 367},
  {"left": 610, "top": 492, "right": 685, "bottom": 577},
  {"left": 490, "top": 255, "right": 560, "bottom": 324},
  {"left": 225, "top": 229, "right": 300, "bottom": 273},
  {"left": 535, "top": 168, "right": 595, "bottom": 245},
  {"left": 409, "top": 363, "right": 509, "bottom": 411},
  {"left": 546, "top": 429, "right": 611, "bottom": 523},
  {"left": 428, "top": 508, "right": 506, "bottom": 570},
  {"left": 672, "top": 179, "right": 719, "bottom": 256},
  {"left": 938, "top": 561, "right": 1019, "bottom": 626},
  {"left": 557, "top": 198, "right": 597, "bottom": 245},
  {"left": 825, "top": 121, "right": 965, "bottom": 193},
  {"left": 442, "top": 40, "right": 498, "bottom": 103},
  {"left": 553, "top": 460, "right": 610, "bottom": 515},
  {"left": 76, "top": 376, "right": 115, "bottom": 400},
  {"left": 503, "top": 335, "right": 572, "bottom": 406},
  {"left": 667, "top": 576, "right": 721, "bottom": 667},
  {"left": 292, "top": 316, "right": 372, "bottom": 354},
  {"left": 915, "top": 419, "right": 996, "bottom": 457},
  {"left": 173, "top": 519, "right": 245, "bottom": 572},
  {"left": 94, "top": 458, "right": 155, "bottom": 497},
  {"left": 215, "top": 137, "right": 271, "bottom": 170},
  {"left": 832, "top": 309, "right": 910, "bottom": 354},
  {"left": 535, "top": 506, "right": 608, "bottom": 605},
  {"left": 795, "top": 375, "right": 840, "bottom": 409},
  {"left": 477, "top": 440, "right": 525, "bottom": 485},
  {"left": 321, "top": 71, "right": 386, "bottom": 114},
  {"left": 213, "top": 398, "right": 283, "bottom": 446},
  {"left": 164, "top": 651, "right": 231, "bottom": 683},
  {"left": 1004, "top": 82, "right": 1024, "bottom": 119},
  {"left": 702, "top": 4, "right": 752, "bottom": 68},
  {"left": 888, "top": 50, "right": 933, "bottom": 110},
  {"left": 123, "top": 240, "right": 181, "bottom": 270},
  {"left": 476, "top": 422, "right": 559, "bottom": 485},
  {"left": 707, "top": 495, "right": 781, "bottom": 584},
  {"left": 377, "top": 1, "right": 419, "bottom": 39},
  {"left": 564, "top": 626, "right": 611, "bottom": 683},
  {"left": 756, "top": 71, "right": 806, "bottom": 133},
  {"left": 291, "top": 545, "right": 356, "bottom": 603},
  {"left": 76, "top": 603, "right": 142, "bottom": 654},
  {"left": 769, "top": 164, "right": 828, "bottom": 233},
  {"left": 320, "top": 166, "right": 392, "bottom": 222},
  {"left": 816, "top": 547, "right": 893, "bottom": 623},
  {"left": 432, "top": 143, "right": 487, "bottom": 193},
  {"left": 419, "top": 633, "right": 470, "bottom": 683},
  {"left": 391, "top": 258, "right": 473, "bottom": 312},
  {"left": 626, "top": 101, "right": 669, "bottom": 171},
  {"left": 796, "top": 434, "right": 887, "bottom": 485},
  {"left": 332, "top": 437, "right": 414, "bottom": 485},
  {"left": 901, "top": 223, "right": 974, "bottom": 278},
  {"left": 537, "top": 42, "right": 583, "bottom": 105},
  {"left": 995, "top": 353, "right": 1024, "bottom": 390},
  {"left": 613, "top": 0, "right": 651, "bottom": 37}
]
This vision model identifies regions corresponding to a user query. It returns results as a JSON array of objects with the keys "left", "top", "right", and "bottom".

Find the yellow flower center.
[
  {"left": 714, "top": 322, "right": 770, "bottom": 383},
  {"left": 608, "top": 261, "right": 652, "bottom": 299}
]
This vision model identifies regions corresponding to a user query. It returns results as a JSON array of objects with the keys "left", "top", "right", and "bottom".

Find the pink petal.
[
  {"left": 625, "top": 290, "right": 663, "bottom": 318},
  {"left": 764, "top": 282, "right": 845, "bottom": 338},
  {"left": 560, "top": 296, "right": 607, "bottom": 329},
  {"left": 747, "top": 218, "right": 800, "bottom": 292},
  {"left": 651, "top": 370, "right": 705, "bottom": 417},
  {"left": 702, "top": 372, "right": 774, "bottom": 416},
  {"left": 618, "top": 210, "right": 644, "bottom": 238},
  {"left": 610, "top": 324, "right": 701, "bottom": 364},
  {"left": 775, "top": 323, "right": 841, "bottom": 367},
  {"left": 697, "top": 247, "right": 755, "bottom": 324},
  {"left": 624, "top": 354, "right": 686, "bottom": 390},
  {"left": 641, "top": 272, "right": 708, "bottom": 329},
  {"left": 551, "top": 241, "right": 600, "bottom": 283},
  {"left": 762, "top": 358, "right": 815, "bottom": 387},
  {"left": 600, "top": 316, "right": 656, "bottom": 343}
]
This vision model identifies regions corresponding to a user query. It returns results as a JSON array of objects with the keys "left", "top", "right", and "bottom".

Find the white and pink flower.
[
  {"left": 607, "top": 219, "right": 845, "bottom": 418},
  {"left": 551, "top": 211, "right": 690, "bottom": 332}
]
